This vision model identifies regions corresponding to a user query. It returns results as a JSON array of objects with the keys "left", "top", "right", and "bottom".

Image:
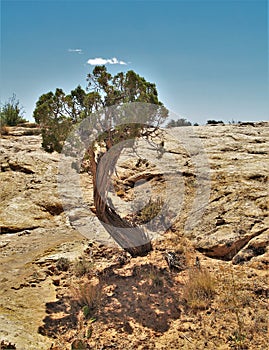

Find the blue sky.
[{"left": 1, "top": 0, "right": 268, "bottom": 124}]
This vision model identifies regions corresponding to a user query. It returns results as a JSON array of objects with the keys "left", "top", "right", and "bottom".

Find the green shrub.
[{"left": 0, "top": 94, "right": 27, "bottom": 126}]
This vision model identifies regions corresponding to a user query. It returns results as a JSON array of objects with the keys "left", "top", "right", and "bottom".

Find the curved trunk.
[{"left": 89, "top": 144, "right": 152, "bottom": 257}]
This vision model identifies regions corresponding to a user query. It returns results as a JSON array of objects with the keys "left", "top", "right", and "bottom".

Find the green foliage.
[
  {"left": 0, "top": 94, "right": 26, "bottom": 126},
  {"left": 34, "top": 66, "right": 167, "bottom": 153},
  {"left": 33, "top": 89, "right": 75, "bottom": 152},
  {"left": 167, "top": 118, "right": 191, "bottom": 128}
]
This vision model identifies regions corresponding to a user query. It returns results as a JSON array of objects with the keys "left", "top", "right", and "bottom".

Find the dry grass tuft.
[
  {"left": 183, "top": 268, "right": 216, "bottom": 309},
  {"left": 72, "top": 280, "right": 102, "bottom": 314}
]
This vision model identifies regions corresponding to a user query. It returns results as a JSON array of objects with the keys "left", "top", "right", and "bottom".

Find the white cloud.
[
  {"left": 87, "top": 57, "right": 127, "bottom": 65},
  {"left": 68, "top": 48, "right": 83, "bottom": 54}
]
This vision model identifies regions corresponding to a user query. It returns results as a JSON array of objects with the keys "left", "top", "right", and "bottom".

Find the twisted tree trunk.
[{"left": 88, "top": 143, "right": 152, "bottom": 257}]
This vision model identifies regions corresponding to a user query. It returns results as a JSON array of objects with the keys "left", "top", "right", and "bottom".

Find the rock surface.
[
  {"left": 1, "top": 124, "right": 268, "bottom": 263},
  {"left": 0, "top": 122, "right": 268, "bottom": 348},
  {"left": 113, "top": 123, "right": 268, "bottom": 264}
]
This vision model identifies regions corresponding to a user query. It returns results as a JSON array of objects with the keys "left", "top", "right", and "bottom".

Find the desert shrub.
[
  {"left": 73, "top": 257, "right": 94, "bottom": 277},
  {"left": 130, "top": 196, "right": 169, "bottom": 231},
  {"left": 167, "top": 118, "right": 191, "bottom": 128},
  {"left": 183, "top": 268, "right": 216, "bottom": 309},
  {"left": 207, "top": 120, "right": 224, "bottom": 125},
  {"left": 40, "top": 121, "right": 72, "bottom": 153},
  {"left": 0, "top": 94, "right": 26, "bottom": 126},
  {"left": 148, "top": 265, "right": 164, "bottom": 290},
  {"left": 135, "top": 197, "right": 163, "bottom": 224},
  {"left": 56, "top": 257, "right": 70, "bottom": 272}
]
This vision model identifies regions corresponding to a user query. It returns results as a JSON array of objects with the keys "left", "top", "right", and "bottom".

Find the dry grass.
[
  {"left": 137, "top": 197, "right": 164, "bottom": 223},
  {"left": 0, "top": 125, "right": 9, "bottom": 135},
  {"left": 71, "top": 280, "right": 102, "bottom": 314},
  {"left": 183, "top": 267, "right": 216, "bottom": 309}
]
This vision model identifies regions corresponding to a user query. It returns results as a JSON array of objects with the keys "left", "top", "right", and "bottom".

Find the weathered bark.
[{"left": 88, "top": 143, "right": 152, "bottom": 257}]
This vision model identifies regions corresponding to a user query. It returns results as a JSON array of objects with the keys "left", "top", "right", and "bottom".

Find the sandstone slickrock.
[
  {"left": 1, "top": 134, "right": 66, "bottom": 233},
  {"left": 1, "top": 124, "right": 268, "bottom": 260},
  {"left": 113, "top": 123, "right": 268, "bottom": 264},
  {"left": 0, "top": 122, "right": 268, "bottom": 349}
]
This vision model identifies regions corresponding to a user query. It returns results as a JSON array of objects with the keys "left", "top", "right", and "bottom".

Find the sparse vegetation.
[
  {"left": 56, "top": 257, "right": 70, "bottom": 272},
  {"left": 148, "top": 265, "right": 164, "bottom": 290},
  {"left": 207, "top": 119, "right": 224, "bottom": 125},
  {"left": 137, "top": 197, "right": 163, "bottom": 222},
  {"left": 218, "top": 266, "right": 250, "bottom": 349},
  {"left": 36, "top": 240, "right": 268, "bottom": 349},
  {"left": 71, "top": 281, "right": 102, "bottom": 315},
  {"left": 183, "top": 267, "right": 216, "bottom": 309},
  {"left": 73, "top": 257, "right": 94, "bottom": 277}
]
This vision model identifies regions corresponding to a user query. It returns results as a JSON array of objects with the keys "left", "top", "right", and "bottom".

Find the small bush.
[
  {"left": 73, "top": 257, "right": 94, "bottom": 277},
  {"left": 167, "top": 118, "right": 192, "bottom": 128},
  {"left": 56, "top": 257, "right": 70, "bottom": 272},
  {"left": 138, "top": 197, "right": 163, "bottom": 223},
  {"left": 207, "top": 120, "right": 224, "bottom": 125},
  {"left": 148, "top": 266, "right": 164, "bottom": 290},
  {"left": 0, "top": 94, "right": 26, "bottom": 126},
  {"left": 183, "top": 268, "right": 215, "bottom": 309},
  {"left": 131, "top": 196, "right": 169, "bottom": 231}
]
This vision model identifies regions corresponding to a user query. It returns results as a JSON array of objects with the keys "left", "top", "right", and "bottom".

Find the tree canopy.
[{"left": 34, "top": 66, "right": 167, "bottom": 153}]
